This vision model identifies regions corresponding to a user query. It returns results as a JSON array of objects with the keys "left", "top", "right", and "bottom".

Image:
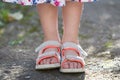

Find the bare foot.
[
  {"left": 62, "top": 50, "right": 82, "bottom": 69},
  {"left": 40, "top": 48, "right": 58, "bottom": 65}
]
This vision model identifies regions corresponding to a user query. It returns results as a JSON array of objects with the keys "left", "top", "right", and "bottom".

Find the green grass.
[
  {"left": 0, "top": 9, "right": 10, "bottom": 22},
  {"left": 0, "top": 2, "right": 30, "bottom": 24},
  {"left": 104, "top": 40, "right": 113, "bottom": 48}
]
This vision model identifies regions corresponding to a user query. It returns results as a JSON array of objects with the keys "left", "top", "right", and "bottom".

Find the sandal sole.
[
  {"left": 60, "top": 68, "right": 85, "bottom": 73},
  {"left": 35, "top": 63, "right": 60, "bottom": 70}
]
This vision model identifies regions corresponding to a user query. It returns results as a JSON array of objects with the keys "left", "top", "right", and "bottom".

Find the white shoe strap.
[
  {"left": 35, "top": 40, "right": 61, "bottom": 53},
  {"left": 36, "top": 51, "right": 60, "bottom": 61},
  {"left": 61, "top": 42, "right": 88, "bottom": 58},
  {"left": 62, "top": 55, "right": 85, "bottom": 66}
]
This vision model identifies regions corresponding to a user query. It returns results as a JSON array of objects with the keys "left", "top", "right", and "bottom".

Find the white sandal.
[
  {"left": 60, "top": 42, "right": 88, "bottom": 73},
  {"left": 35, "top": 41, "right": 61, "bottom": 70}
]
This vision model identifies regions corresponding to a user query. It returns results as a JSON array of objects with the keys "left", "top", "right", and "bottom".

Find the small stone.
[{"left": 25, "top": 76, "right": 31, "bottom": 79}]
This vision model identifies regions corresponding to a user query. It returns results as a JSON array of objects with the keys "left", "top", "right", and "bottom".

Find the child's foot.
[
  {"left": 62, "top": 50, "right": 82, "bottom": 69},
  {"left": 60, "top": 42, "right": 88, "bottom": 73},
  {"left": 35, "top": 40, "right": 61, "bottom": 69},
  {"left": 40, "top": 48, "right": 58, "bottom": 65}
]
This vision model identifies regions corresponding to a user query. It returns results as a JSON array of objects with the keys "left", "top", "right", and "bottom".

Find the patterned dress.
[{"left": 3, "top": 0, "right": 96, "bottom": 6}]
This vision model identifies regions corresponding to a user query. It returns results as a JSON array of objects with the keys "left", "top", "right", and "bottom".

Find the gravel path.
[{"left": 0, "top": 0, "right": 120, "bottom": 80}]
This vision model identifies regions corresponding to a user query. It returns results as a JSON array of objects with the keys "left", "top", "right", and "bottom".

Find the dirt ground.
[{"left": 0, "top": 0, "right": 120, "bottom": 80}]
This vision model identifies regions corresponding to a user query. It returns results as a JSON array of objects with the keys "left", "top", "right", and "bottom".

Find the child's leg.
[
  {"left": 62, "top": 1, "right": 83, "bottom": 44},
  {"left": 37, "top": 4, "right": 60, "bottom": 42},
  {"left": 37, "top": 4, "right": 61, "bottom": 64},
  {"left": 62, "top": 1, "right": 83, "bottom": 68}
]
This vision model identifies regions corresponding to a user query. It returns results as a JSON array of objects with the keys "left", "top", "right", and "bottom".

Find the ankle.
[
  {"left": 44, "top": 38, "right": 61, "bottom": 43},
  {"left": 62, "top": 39, "right": 79, "bottom": 44}
]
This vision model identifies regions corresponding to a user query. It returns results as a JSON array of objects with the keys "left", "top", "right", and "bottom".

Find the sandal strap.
[
  {"left": 61, "top": 42, "right": 88, "bottom": 58},
  {"left": 35, "top": 41, "right": 61, "bottom": 65},
  {"left": 37, "top": 51, "right": 60, "bottom": 59},
  {"left": 35, "top": 40, "right": 61, "bottom": 53},
  {"left": 36, "top": 51, "right": 60, "bottom": 64}
]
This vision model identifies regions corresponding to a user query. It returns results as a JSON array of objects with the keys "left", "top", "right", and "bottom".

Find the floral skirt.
[{"left": 3, "top": 0, "right": 96, "bottom": 6}]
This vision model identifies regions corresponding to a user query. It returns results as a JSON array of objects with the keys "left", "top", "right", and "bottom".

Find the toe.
[
  {"left": 69, "top": 62, "right": 74, "bottom": 69},
  {"left": 46, "top": 58, "right": 50, "bottom": 64},
  {"left": 40, "top": 60, "right": 44, "bottom": 65},
  {"left": 53, "top": 58, "right": 57, "bottom": 63},
  {"left": 51, "top": 57, "right": 57, "bottom": 64},
  {"left": 49, "top": 57, "right": 52, "bottom": 64},
  {"left": 77, "top": 63, "right": 82, "bottom": 68},
  {"left": 66, "top": 61, "right": 70, "bottom": 69},
  {"left": 73, "top": 62, "right": 77, "bottom": 68},
  {"left": 43, "top": 59, "right": 46, "bottom": 64},
  {"left": 50, "top": 57, "right": 54, "bottom": 64},
  {"left": 63, "top": 62, "right": 69, "bottom": 69}
]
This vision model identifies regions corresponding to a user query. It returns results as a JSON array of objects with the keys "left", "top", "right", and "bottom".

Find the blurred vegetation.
[
  {"left": 0, "top": 2, "right": 34, "bottom": 46},
  {"left": 0, "top": 2, "right": 30, "bottom": 27},
  {"left": 104, "top": 40, "right": 113, "bottom": 48}
]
